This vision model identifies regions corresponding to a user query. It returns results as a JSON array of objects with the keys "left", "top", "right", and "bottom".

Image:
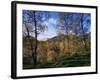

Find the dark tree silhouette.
[
  {"left": 56, "top": 12, "right": 90, "bottom": 53},
  {"left": 80, "top": 13, "right": 91, "bottom": 51},
  {"left": 23, "top": 10, "right": 49, "bottom": 65},
  {"left": 56, "top": 13, "right": 74, "bottom": 54}
]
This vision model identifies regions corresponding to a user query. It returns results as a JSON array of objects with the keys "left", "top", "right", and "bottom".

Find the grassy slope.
[{"left": 23, "top": 52, "right": 90, "bottom": 69}]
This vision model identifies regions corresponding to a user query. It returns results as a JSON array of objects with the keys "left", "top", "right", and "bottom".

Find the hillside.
[
  {"left": 23, "top": 33, "right": 91, "bottom": 69},
  {"left": 23, "top": 51, "right": 90, "bottom": 69}
]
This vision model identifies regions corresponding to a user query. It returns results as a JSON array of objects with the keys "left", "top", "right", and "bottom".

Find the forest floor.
[{"left": 23, "top": 52, "right": 91, "bottom": 69}]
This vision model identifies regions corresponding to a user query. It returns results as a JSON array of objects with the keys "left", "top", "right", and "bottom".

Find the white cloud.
[
  {"left": 37, "top": 18, "right": 58, "bottom": 41},
  {"left": 48, "top": 18, "right": 57, "bottom": 25},
  {"left": 37, "top": 27, "right": 57, "bottom": 41}
]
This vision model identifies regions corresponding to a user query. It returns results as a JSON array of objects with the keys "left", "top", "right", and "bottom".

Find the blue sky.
[
  {"left": 23, "top": 10, "right": 91, "bottom": 41},
  {"left": 38, "top": 17, "right": 58, "bottom": 41}
]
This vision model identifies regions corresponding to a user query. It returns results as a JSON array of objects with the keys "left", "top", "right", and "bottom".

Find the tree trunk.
[
  {"left": 33, "top": 11, "right": 38, "bottom": 65},
  {"left": 25, "top": 23, "right": 30, "bottom": 37},
  {"left": 66, "top": 27, "right": 70, "bottom": 55},
  {"left": 81, "top": 14, "right": 87, "bottom": 51}
]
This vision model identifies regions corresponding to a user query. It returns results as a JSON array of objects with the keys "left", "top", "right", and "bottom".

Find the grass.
[{"left": 23, "top": 52, "right": 91, "bottom": 69}]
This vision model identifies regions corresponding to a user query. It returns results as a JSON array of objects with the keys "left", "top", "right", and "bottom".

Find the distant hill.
[
  {"left": 47, "top": 34, "right": 66, "bottom": 42},
  {"left": 23, "top": 32, "right": 90, "bottom": 44}
]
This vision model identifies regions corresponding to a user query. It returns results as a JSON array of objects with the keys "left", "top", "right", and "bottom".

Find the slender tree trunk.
[
  {"left": 33, "top": 11, "right": 38, "bottom": 65},
  {"left": 24, "top": 22, "right": 35, "bottom": 64},
  {"left": 74, "top": 27, "right": 78, "bottom": 52},
  {"left": 66, "top": 27, "right": 70, "bottom": 55},
  {"left": 64, "top": 15, "right": 70, "bottom": 55},
  {"left": 80, "top": 14, "right": 87, "bottom": 51},
  {"left": 25, "top": 23, "right": 30, "bottom": 37}
]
